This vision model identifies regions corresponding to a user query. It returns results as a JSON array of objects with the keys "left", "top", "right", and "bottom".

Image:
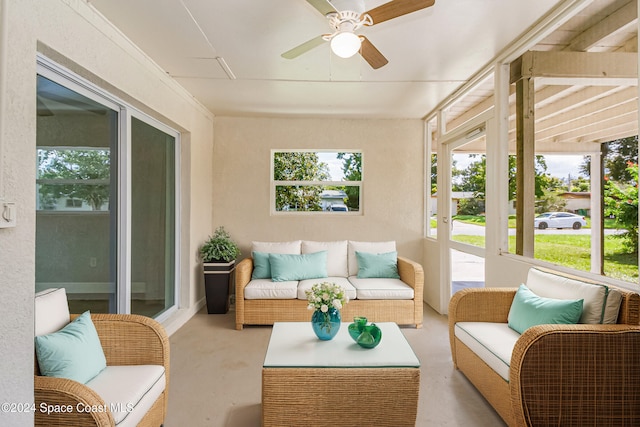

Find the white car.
[{"left": 534, "top": 212, "right": 587, "bottom": 230}]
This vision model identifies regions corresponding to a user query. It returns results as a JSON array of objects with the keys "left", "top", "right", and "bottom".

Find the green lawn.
[
  {"left": 452, "top": 214, "right": 620, "bottom": 229},
  {"left": 453, "top": 234, "right": 638, "bottom": 283}
]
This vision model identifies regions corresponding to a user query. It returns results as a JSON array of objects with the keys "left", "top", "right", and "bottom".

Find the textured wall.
[
  {"left": 212, "top": 116, "right": 425, "bottom": 262},
  {"left": 0, "top": 1, "right": 214, "bottom": 424}
]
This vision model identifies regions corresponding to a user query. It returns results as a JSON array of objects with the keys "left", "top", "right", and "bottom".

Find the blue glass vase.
[{"left": 311, "top": 308, "right": 341, "bottom": 340}]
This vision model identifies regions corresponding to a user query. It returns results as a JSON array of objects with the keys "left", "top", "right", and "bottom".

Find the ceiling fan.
[{"left": 282, "top": 0, "right": 435, "bottom": 69}]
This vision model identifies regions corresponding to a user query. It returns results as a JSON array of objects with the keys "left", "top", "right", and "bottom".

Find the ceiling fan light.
[{"left": 330, "top": 31, "right": 361, "bottom": 58}]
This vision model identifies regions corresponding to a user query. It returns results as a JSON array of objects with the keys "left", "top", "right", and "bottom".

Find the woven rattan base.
[{"left": 262, "top": 367, "right": 420, "bottom": 427}]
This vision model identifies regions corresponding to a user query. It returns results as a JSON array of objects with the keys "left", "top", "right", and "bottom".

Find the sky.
[
  {"left": 453, "top": 154, "right": 586, "bottom": 179},
  {"left": 318, "top": 152, "right": 345, "bottom": 180},
  {"left": 322, "top": 151, "right": 586, "bottom": 182}
]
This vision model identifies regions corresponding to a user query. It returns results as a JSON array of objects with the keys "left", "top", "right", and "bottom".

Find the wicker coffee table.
[{"left": 262, "top": 322, "right": 420, "bottom": 427}]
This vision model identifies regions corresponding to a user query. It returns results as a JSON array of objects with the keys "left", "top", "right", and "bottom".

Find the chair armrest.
[
  {"left": 34, "top": 376, "right": 114, "bottom": 426},
  {"left": 510, "top": 324, "right": 640, "bottom": 427},
  {"left": 73, "top": 313, "right": 169, "bottom": 371},
  {"left": 448, "top": 288, "right": 516, "bottom": 366},
  {"left": 397, "top": 256, "right": 424, "bottom": 300}
]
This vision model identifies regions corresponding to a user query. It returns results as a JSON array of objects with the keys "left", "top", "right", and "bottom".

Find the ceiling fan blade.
[
  {"left": 305, "top": 0, "right": 337, "bottom": 16},
  {"left": 360, "top": 37, "right": 388, "bottom": 69},
  {"left": 282, "top": 35, "right": 327, "bottom": 59},
  {"left": 366, "top": 0, "right": 435, "bottom": 25}
]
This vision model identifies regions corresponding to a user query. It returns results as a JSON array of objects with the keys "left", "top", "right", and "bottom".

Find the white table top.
[{"left": 263, "top": 322, "right": 420, "bottom": 368}]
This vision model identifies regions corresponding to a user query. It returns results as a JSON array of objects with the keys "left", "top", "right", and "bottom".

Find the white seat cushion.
[
  {"left": 86, "top": 365, "right": 165, "bottom": 426},
  {"left": 302, "top": 240, "right": 348, "bottom": 277},
  {"left": 35, "top": 288, "right": 71, "bottom": 336},
  {"left": 348, "top": 277, "right": 414, "bottom": 300},
  {"left": 244, "top": 279, "right": 298, "bottom": 299},
  {"left": 297, "top": 277, "right": 357, "bottom": 301},
  {"left": 455, "top": 322, "right": 520, "bottom": 382}
]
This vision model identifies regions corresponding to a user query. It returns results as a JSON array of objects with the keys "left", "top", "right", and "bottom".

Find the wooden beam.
[
  {"left": 511, "top": 51, "right": 637, "bottom": 83},
  {"left": 515, "top": 77, "right": 536, "bottom": 257},
  {"left": 566, "top": 0, "right": 638, "bottom": 51}
]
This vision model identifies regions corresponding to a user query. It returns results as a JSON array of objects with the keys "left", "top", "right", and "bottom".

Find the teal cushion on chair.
[
  {"left": 269, "top": 251, "right": 328, "bottom": 282},
  {"left": 35, "top": 311, "right": 107, "bottom": 384},
  {"left": 508, "top": 284, "right": 584, "bottom": 334},
  {"left": 355, "top": 251, "right": 400, "bottom": 279}
]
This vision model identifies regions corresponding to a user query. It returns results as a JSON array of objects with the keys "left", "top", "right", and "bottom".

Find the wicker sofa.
[
  {"left": 449, "top": 267, "right": 640, "bottom": 427},
  {"left": 235, "top": 240, "right": 424, "bottom": 330}
]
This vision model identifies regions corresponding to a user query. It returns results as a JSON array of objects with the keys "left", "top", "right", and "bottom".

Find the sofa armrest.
[
  {"left": 34, "top": 376, "right": 114, "bottom": 426},
  {"left": 235, "top": 257, "right": 254, "bottom": 330},
  {"left": 510, "top": 324, "right": 640, "bottom": 427},
  {"left": 448, "top": 288, "right": 516, "bottom": 366},
  {"left": 397, "top": 256, "right": 424, "bottom": 298}
]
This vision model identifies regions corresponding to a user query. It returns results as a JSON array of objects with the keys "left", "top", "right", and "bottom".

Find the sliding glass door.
[{"left": 36, "top": 58, "right": 178, "bottom": 319}]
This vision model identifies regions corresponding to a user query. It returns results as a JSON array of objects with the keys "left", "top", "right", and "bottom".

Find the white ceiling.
[{"left": 88, "top": 0, "right": 563, "bottom": 119}]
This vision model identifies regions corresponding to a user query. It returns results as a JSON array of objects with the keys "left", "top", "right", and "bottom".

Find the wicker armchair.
[
  {"left": 449, "top": 282, "right": 640, "bottom": 427},
  {"left": 34, "top": 289, "right": 169, "bottom": 427}
]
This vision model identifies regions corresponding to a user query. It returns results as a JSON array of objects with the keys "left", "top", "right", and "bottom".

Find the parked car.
[
  {"left": 329, "top": 204, "right": 348, "bottom": 212},
  {"left": 534, "top": 212, "right": 587, "bottom": 230}
]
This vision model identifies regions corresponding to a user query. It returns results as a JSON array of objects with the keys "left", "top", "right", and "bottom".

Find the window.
[
  {"left": 271, "top": 151, "right": 362, "bottom": 214},
  {"left": 36, "top": 58, "right": 179, "bottom": 319}
]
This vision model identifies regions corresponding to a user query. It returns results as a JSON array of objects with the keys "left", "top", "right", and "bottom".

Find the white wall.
[
  {"left": 0, "top": 1, "right": 214, "bottom": 423},
  {"left": 212, "top": 116, "right": 425, "bottom": 263}
]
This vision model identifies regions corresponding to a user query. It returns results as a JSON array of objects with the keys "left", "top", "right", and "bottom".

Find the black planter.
[{"left": 203, "top": 260, "right": 235, "bottom": 314}]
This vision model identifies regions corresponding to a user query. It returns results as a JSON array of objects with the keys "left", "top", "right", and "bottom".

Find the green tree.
[
  {"left": 273, "top": 152, "right": 329, "bottom": 211},
  {"left": 581, "top": 136, "right": 638, "bottom": 182},
  {"left": 507, "top": 155, "right": 552, "bottom": 200},
  {"left": 337, "top": 152, "right": 362, "bottom": 210},
  {"left": 604, "top": 162, "right": 638, "bottom": 253},
  {"left": 38, "top": 149, "right": 110, "bottom": 210},
  {"left": 570, "top": 176, "right": 590, "bottom": 192}
]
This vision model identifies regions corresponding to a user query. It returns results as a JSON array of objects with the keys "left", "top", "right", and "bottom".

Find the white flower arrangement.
[{"left": 305, "top": 282, "right": 348, "bottom": 313}]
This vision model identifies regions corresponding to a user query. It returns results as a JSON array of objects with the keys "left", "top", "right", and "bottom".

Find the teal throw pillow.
[
  {"left": 269, "top": 251, "right": 328, "bottom": 282},
  {"left": 251, "top": 251, "right": 272, "bottom": 279},
  {"left": 35, "top": 311, "right": 107, "bottom": 384},
  {"left": 355, "top": 251, "right": 400, "bottom": 279},
  {"left": 508, "top": 284, "right": 584, "bottom": 334}
]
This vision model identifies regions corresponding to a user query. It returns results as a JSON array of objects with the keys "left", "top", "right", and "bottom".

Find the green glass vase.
[{"left": 356, "top": 324, "right": 382, "bottom": 349}]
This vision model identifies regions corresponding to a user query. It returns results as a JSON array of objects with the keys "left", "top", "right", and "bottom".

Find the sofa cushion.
[
  {"left": 302, "top": 240, "right": 348, "bottom": 277},
  {"left": 297, "top": 277, "right": 357, "bottom": 301},
  {"left": 251, "top": 251, "right": 272, "bottom": 279},
  {"left": 35, "top": 311, "right": 107, "bottom": 384},
  {"left": 348, "top": 277, "right": 414, "bottom": 299},
  {"left": 86, "top": 365, "right": 165, "bottom": 426},
  {"left": 355, "top": 251, "right": 400, "bottom": 279},
  {"left": 455, "top": 322, "right": 520, "bottom": 382},
  {"left": 244, "top": 279, "right": 298, "bottom": 299},
  {"left": 507, "top": 284, "right": 583, "bottom": 334},
  {"left": 526, "top": 268, "right": 622, "bottom": 324},
  {"left": 269, "top": 251, "right": 328, "bottom": 282},
  {"left": 251, "top": 240, "right": 301, "bottom": 255},
  {"left": 348, "top": 241, "right": 397, "bottom": 276},
  {"left": 35, "top": 288, "right": 70, "bottom": 336}
]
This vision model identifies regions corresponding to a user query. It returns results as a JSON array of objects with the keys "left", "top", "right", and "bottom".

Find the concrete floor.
[{"left": 165, "top": 304, "right": 505, "bottom": 427}]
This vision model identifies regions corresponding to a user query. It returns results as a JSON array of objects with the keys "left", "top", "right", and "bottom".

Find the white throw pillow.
[
  {"left": 302, "top": 240, "right": 348, "bottom": 277},
  {"left": 526, "top": 268, "right": 621, "bottom": 324},
  {"left": 251, "top": 240, "right": 301, "bottom": 255}
]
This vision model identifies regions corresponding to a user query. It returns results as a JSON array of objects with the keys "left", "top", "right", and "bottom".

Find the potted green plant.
[{"left": 199, "top": 227, "right": 241, "bottom": 314}]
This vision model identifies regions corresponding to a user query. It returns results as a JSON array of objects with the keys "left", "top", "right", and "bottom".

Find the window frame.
[{"left": 270, "top": 149, "right": 363, "bottom": 215}]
